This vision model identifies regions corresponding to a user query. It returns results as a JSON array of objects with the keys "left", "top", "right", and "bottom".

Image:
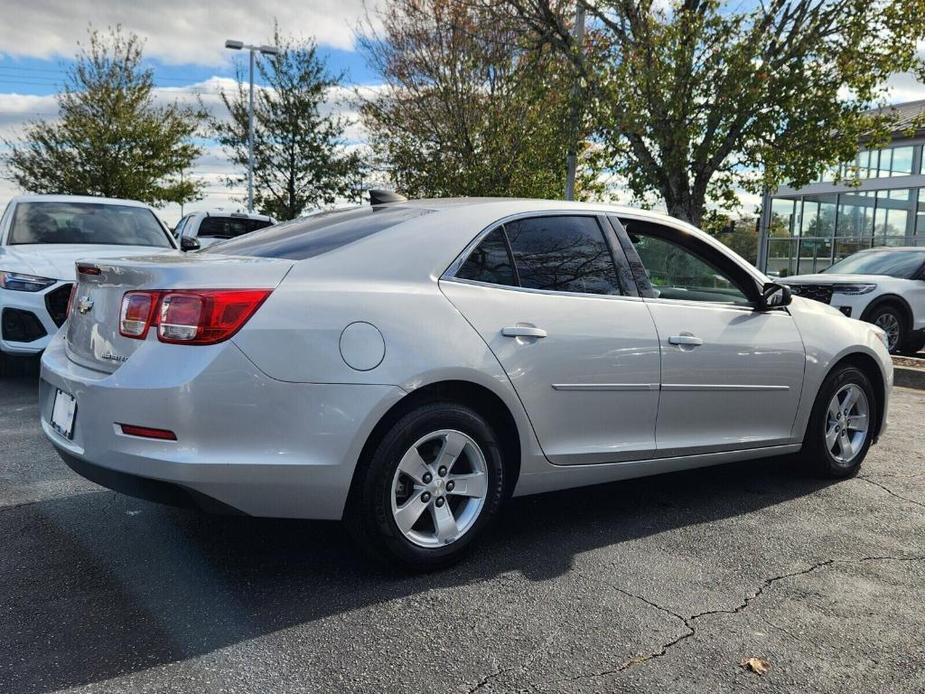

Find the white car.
[
  {"left": 173, "top": 210, "right": 276, "bottom": 249},
  {"left": 781, "top": 248, "right": 925, "bottom": 354},
  {"left": 0, "top": 195, "right": 179, "bottom": 372},
  {"left": 40, "top": 198, "right": 893, "bottom": 569}
]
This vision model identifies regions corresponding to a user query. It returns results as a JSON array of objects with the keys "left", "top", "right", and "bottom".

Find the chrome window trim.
[{"left": 439, "top": 276, "right": 647, "bottom": 303}]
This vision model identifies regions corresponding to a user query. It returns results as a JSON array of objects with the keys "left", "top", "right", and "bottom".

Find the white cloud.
[{"left": 0, "top": 0, "right": 380, "bottom": 66}]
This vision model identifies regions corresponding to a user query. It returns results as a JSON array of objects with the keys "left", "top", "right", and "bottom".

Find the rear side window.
[
  {"left": 198, "top": 216, "right": 275, "bottom": 239},
  {"left": 456, "top": 227, "right": 516, "bottom": 286},
  {"left": 203, "top": 206, "right": 433, "bottom": 259},
  {"left": 505, "top": 216, "right": 622, "bottom": 295}
]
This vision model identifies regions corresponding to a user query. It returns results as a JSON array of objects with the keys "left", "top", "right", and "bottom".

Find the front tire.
[
  {"left": 347, "top": 402, "right": 505, "bottom": 571},
  {"left": 867, "top": 304, "right": 906, "bottom": 354},
  {"left": 800, "top": 365, "right": 877, "bottom": 478}
]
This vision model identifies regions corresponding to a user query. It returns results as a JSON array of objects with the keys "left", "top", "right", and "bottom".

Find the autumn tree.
[
  {"left": 213, "top": 28, "right": 364, "bottom": 219},
  {"left": 4, "top": 27, "right": 203, "bottom": 206},
  {"left": 502, "top": 0, "right": 925, "bottom": 226},
  {"left": 359, "top": 0, "right": 600, "bottom": 199}
]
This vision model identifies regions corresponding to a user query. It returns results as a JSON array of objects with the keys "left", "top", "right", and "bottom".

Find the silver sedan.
[{"left": 39, "top": 198, "right": 893, "bottom": 569}]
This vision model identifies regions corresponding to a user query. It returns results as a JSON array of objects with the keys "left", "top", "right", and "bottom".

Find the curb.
[{"left": 892, "top": 356, "right": 925, "bottom": 390}]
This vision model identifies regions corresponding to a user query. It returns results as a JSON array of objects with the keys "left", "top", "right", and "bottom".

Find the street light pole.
[
  {"left": 224, "top": 39, "right": 280, "bottom": 213},
  {"left": 247, "top": 48, "right": 255, "bottom": 212},
  {"left": 564, "top": 3, "right": 586, "bottom": 201}
]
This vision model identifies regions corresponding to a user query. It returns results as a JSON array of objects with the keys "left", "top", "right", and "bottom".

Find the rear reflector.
[
  {"left": 119, "top": 424, "right": 177, "bottom": 440},
  {"left": 117, "top": 289, "right": 271, "bottom": 345}
]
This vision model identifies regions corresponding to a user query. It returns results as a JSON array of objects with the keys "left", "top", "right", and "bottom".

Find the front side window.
[
  {"left": 629, "top": 231, "right": 750, "bottom": 305},
  {"left": 504, "top": 216, "right": 622, "bottom": 295},
  {"left": 9, "top": 201, "right": 173, "bottom": 247}
]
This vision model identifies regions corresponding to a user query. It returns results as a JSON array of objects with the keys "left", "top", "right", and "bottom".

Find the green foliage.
[
  {"left": 701, "top": 210, "right": 759, "bottom": 264},
  {"left": 212, "top": 28, "right": 365, "bottom": 220},
  {"left": 506, "top": 0, "right": 925, "bottom": 226},
  {"left": 359, "top": 0, "right": 601, "bottom": 200},
  {"left": 3, "top": 27, "right": 204, "bottom": 206}
]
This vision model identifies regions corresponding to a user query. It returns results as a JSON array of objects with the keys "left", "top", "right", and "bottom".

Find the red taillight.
[
  {"left": 118, "top": 289, "right": 271, "bottom": 345},
  {"left": 119, "top": 423, "right": 177, "bottom": 440},
  {"left": 120, "top": 291, "right": 160, "bottom": 338}
]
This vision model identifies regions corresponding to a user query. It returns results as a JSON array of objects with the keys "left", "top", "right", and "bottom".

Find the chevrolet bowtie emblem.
[{"left": 76, "top": 296, "right": 94, "bottom": 314}]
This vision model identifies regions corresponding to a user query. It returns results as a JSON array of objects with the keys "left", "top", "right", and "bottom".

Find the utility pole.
[
  {"left": 564, "top": 2, "right": 586, "bottom": 201},
  {"left": 224, "top": 39, "right": 280, "bottom": 213}
]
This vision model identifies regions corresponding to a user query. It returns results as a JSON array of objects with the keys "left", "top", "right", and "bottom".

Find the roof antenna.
[{"left": 369, "top": 189, "right": 407, "bottom": 205}]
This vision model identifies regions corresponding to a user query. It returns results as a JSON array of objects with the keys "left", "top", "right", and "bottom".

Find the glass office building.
[{"left": 757, "top": 100, "right": 925, "bottom": 276}]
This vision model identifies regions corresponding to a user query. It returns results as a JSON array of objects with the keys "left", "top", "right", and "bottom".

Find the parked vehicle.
[
  {"left": 781, "top": 247, "right": 925, "bottom": 354},
  {"left": 173, "top": 210, "right": 276, "bottom": 249},
  {"left": 0, "top": 195, "right": 181, "bottom": 374},
  {"left": 40, "top": 198, "right": 893, "bottom": 570}
]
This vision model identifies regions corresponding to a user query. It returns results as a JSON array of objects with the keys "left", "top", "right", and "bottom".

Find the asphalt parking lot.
[{"left": 1, "top": 357, "right": 924, "bottom": 694}]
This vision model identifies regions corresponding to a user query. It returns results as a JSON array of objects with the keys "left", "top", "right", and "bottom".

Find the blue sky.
[{"left": 0, "top": 0, "right": 381, "bottom": 221}]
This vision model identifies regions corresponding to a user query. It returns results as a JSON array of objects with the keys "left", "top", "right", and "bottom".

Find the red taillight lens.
[
  {"left": 157, "top": 289, "right": 271, "bottom": 345},
  {"left": 118, "top": 289, "right": 270, "bottom": 345},
  {"left": 120, "top": 291, "right": 160, "bottom": 339}
]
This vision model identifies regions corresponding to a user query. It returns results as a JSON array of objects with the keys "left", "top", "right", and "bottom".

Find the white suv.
[
  {"left": 173, "top": 211, "right": 276, "bottom": 249},
  {"left": 781, "top": 247, "right": 925, "bottom": 354},
  {"left": 0, "top": 195, "right": 179, "bottom": 373}
]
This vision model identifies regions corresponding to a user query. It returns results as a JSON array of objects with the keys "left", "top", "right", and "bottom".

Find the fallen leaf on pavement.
[{"left": 740, "top": 657, "right": 770, "bottom": 675}]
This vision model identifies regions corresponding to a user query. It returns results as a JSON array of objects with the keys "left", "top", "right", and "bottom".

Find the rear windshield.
[
  {"left": 197, "top": 216, "right": 275, "bottom": 239},
  {"left": 203, "top": 206, "right": 433, "bottom": 259},
  {"left": 9, "top": 201, "right": 173, "bottom": 248}
]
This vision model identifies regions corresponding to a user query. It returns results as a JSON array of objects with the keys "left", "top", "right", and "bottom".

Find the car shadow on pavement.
[{"left": 0, "top": 443, "right": 834, "bottom": 694}]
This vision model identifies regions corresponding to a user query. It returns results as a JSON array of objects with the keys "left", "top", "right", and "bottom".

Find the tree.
[
  {"left": 4, "top": 27, "right": 203, "bottom": 206},
  {"left": 358, "top": 0, "right": 601, "bottom": 199},
  {"left": 502, "top": 0, "right": 925, "bottom": 226},
  {"left": 213, "top": 29, "right": 364, "bottom": 219}
]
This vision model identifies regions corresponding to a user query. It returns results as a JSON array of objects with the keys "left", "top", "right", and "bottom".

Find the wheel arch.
[
  {"left": 826, "top": 351, "right": 887, "bottom": 442},
  {"left": 860, "top": 293, "right": 913, "bottom": 330},
  {"left": 346, "top": 379, "right": 523, "bottom": 510}
]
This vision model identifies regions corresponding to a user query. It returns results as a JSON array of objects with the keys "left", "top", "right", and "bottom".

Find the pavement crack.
[
  {"left": 561, "top": 555, "right": 925, "bottom": 686},
  {"left": 857, "top": 476, "right": 925, "bottom": 511}
]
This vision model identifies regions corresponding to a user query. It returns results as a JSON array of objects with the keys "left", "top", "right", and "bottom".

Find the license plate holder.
[{"left": 51, "top": 389, "right": 77, "bottom": 440}]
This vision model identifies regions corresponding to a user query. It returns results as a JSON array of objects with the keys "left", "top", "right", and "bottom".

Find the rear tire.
[
  {"left": 800, "top": 365, "right": 877, "bottom": 478},
  {"left": 346, "top": 402, "right": 505, "bottom": 571}
]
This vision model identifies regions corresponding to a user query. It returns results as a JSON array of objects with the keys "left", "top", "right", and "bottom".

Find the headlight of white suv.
[
  {"left": 832, "top": 284, "right": 877, "bottom": 295},
  {"left": 0, "top": 271, "right": 57, "bottom": 292}
]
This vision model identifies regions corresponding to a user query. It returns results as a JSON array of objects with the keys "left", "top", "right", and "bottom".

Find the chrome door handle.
[
  {"left": 502, "top": 326, "right": 547, "bottom": 338},
  {"left": 668, "top": 335, "right": 703, "bottom": 346}
]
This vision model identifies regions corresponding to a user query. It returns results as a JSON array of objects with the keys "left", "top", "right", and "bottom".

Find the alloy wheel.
[
  {"left": 873, "top": 312, "right": 901, "bottom": 352},
  {"left": 824, "top": 383, "right": 869, "bottom": 465},
  {"left": 390, "top": 429, "right": 489, "bottom": 548}
]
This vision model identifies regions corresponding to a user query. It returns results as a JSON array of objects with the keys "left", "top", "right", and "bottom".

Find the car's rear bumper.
[{"left": 39, "top": 331, "right": 405, "bottom": 519}]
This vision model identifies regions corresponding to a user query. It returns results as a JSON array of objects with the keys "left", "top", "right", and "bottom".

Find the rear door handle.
[
  {"left": 502, "top": 326, "right": 547, "bottom": 338},
  {"left": 668, "top": 335, "right": 703, "bottom": 346}
]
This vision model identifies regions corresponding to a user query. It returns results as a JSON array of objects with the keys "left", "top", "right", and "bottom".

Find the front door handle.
[
  {"left": 502, "top": 326, "right": 547, "bottom": 338},
  {"left": 668, "top": 335, "right": 703, "bottom": 347}
]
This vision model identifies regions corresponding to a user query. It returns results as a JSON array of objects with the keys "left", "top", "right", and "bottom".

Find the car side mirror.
[
  {"left": 180, "top": 236, "right": 200, "bottom": 252},
  {"left": 758, "top": 282, "right": 791, "bottom": 310}
]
